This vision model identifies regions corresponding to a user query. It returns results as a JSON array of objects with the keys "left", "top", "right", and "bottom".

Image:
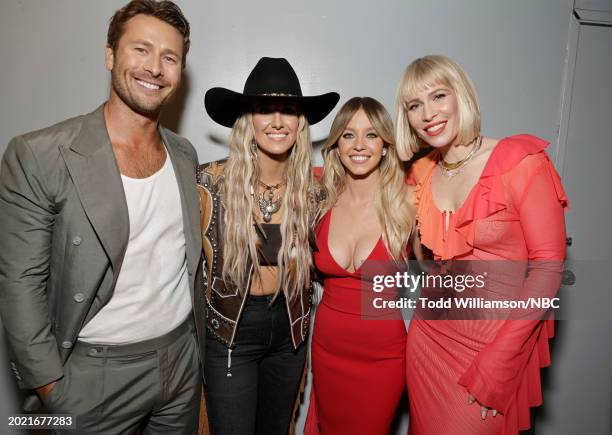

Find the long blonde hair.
[
  {"left": 395, "top": 55, "right": 481, "bottom": 161},
  {"left": 222, "top": 112, "right": 315, "bottom": 299},
  {"left": 320, "top": 97, "right": 411, "bottom": 262}
]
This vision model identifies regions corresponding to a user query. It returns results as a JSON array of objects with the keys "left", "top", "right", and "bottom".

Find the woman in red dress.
[
  {"left": 304, "top": 97, "right": 414, "bottom": 434},
  {"left": 396, "top": 55, "right": 568, "bottom": 434}
]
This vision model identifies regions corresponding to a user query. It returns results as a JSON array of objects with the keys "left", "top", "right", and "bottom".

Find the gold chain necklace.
[{"left": 438, "top": 136, "right": 482, "bottom": 178}]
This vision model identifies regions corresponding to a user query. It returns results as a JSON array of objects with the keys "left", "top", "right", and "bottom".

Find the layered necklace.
[
  {"left": 438, "top": 136, "right": 482, "bottom": 179},
  {"left": 257, "top": 179, "right": 284, "bottom": 222}
]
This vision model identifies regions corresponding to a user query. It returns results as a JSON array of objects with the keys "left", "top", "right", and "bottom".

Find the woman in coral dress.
[
  {"left": 395, "top": 55, "right": 568, "bottom": 434},
  {"left": 305, "top": 97, "right": 414, "bottom": 434}
]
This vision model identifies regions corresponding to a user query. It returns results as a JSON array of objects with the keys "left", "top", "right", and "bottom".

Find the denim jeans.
[{"left": 204, "top": 294, "right": 307, "bottom": 435}]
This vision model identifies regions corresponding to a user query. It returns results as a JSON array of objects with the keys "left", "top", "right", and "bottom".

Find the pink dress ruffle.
[{"left": 406, "top": 135, "right": 568, "bottom": 435}]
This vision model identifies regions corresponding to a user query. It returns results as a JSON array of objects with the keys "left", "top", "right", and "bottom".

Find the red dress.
[
  {"left": 406, "top": 135, "right": 569, "bottom": 434},
  {"left": 304, "top": 208, "right": 408, "bottom": 435}
]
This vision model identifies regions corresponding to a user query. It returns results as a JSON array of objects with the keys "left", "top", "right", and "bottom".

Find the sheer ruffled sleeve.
[{"left": 458, "top": 149, "right": 569, "bottom": 433}]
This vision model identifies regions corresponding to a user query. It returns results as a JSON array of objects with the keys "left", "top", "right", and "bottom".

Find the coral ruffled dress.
[
  {"left": 304, "top": 209, "right": 408, "bottom": 435},
  {"left": 406, "top": 135, "right": 568, "bottom": 435}
]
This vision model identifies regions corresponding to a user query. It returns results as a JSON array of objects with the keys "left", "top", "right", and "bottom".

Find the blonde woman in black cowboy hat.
[{"left": 197, "top": 57, "right": 338, "bottom": 434}]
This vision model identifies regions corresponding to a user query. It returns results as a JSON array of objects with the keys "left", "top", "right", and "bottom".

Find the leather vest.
[{"left": 196, "top": 159, "right": 313, "bottom": 349}]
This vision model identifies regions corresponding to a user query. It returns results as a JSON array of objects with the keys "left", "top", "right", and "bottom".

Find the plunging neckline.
[
  {"left": 411, "top": 134, "right": 563, "bottom": 261},
  {"left": 323, "top": 207, "right": 384, "bottom": 275},
  {"left": 430, "top": 138, "right": 501, "bottom": 216}
]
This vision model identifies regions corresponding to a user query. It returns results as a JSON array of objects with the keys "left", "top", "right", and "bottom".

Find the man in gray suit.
[{"left": 0, "top": 1, "right": 205, "bottom": 433}]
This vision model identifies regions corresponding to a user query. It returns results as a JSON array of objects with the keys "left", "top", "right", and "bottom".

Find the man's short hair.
[{"left": 107, "top": 0, "right": 191, "bottom": 67}]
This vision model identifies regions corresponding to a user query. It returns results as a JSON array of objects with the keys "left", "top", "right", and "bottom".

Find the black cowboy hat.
[{"left": 205, "top": 57, "right": 340, "bottom": 128}]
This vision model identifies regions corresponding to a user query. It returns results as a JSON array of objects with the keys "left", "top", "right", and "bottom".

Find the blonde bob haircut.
[
  {"left": 395, "top": 55, "right": 481, "bottom": 161},
  {"left": 320, "top": 97, "right": 411, "bottom": 262}
]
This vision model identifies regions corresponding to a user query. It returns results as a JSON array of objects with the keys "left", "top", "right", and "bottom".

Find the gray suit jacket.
[{"left": 0, "top": 105, "right": 206, "bottom": 395}]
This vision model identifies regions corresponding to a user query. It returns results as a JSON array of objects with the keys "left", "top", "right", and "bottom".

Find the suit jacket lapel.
[
  {"left": 60, "top": 106, "right": 200, "bottom": 292},
  {"left": 60, "top": 105, "right": 129, "bottom": 279},
  {"left": 162, "top": 129, "right": 201, "bottom": 282}
]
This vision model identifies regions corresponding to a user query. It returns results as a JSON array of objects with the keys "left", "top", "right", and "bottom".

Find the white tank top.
[{"left": 79, "top": 151, "right": 191, "bottom": 344}]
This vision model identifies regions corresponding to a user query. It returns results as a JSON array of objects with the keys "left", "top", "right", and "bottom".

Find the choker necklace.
[
  {"left": 257, "top": 180, "right": 284, "bottom": 222},
  {"left": 438, "top": 136, "right": 482, "bottom": 178}
]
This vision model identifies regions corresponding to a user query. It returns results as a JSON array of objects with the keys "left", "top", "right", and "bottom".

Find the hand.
[
  {"left": 35, "top": 380, "right": 58, "bottom": 403},
  {"left": 468, "top": 393, "right": 498, "bottom": 420}
]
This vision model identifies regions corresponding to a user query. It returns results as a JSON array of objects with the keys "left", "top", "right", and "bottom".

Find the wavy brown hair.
[
  {"left": 321, "top": 97, "right": 412, "bottom": 262},
  {"left": 222, "top": 113, "right": 315, "bottom": 300},
  {"left": 107, "top": 0, "right": 191, "bottom": 67}
]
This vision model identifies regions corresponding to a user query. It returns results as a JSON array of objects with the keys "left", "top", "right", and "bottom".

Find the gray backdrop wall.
[
  {"left": 1, "top": 0, "right": 571, "bottom": 161},
  {"left": 4, "top": 1, "right": 607, "bottom": 434}
]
